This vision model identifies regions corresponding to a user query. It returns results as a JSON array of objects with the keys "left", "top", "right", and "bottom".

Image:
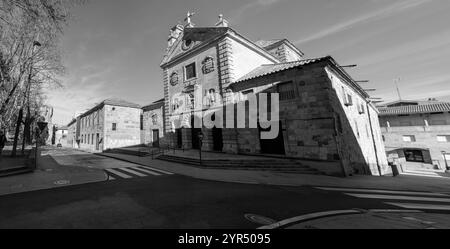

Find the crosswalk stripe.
[
  {"left": 139, "top": 166, "right": 174, "bottom": 175},
  {"left": 345, "top": 193, "right": 450, "bottom": 203},
  {"left": 108, "top": 176, "right": 116, "bottom": 181},
  {"left": 105, "top": 168, "right": 133, "bottom": 179},
  {"left": 317, "top": 187, "right": 448, "bottom": 197},
  {"left": 119, "top": 168, "right": 149, "bottom": 177},
  {"left": 130, "top": 167, "right": 161, "bottom": 176},
  {"left": 386, "top": 203, "right": 450, "bottom": 211}
]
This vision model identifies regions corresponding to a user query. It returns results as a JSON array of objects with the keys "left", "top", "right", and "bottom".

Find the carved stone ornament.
[
  {"left": 170, "top": 71, "right": 179, "bottom": 86},
  {"left": 202, "top": 56, "right": 215, "bottom": 74},
  {"left": 182, "top": 39, "right": 194, "bottom": 51}
]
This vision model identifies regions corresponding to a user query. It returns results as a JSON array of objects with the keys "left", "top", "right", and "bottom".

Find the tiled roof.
[
  {"left": 378, "top": 102, "right": 450, "bottom": 116},
  {"left": 103, "top": 98, "right": 141, "bottom": 109},
  {"left": 143, "top": 99, "right": 165, "bottom": 111},
  {"left": 235, "top": 57, "right": 329, "bottom": 83},
  {"left": 80, "top": 98, "right": 141, "bottom": 118}
]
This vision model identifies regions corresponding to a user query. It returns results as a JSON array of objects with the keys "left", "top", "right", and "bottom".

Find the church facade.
[{"left": 159, "top": 15, "right": 389, "bottom": 176}]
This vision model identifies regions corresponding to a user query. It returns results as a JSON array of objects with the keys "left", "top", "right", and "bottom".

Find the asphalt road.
[
  {"left": 0, "top": 173, "right": 403, "bottom": 229},
  {"left": 0, "top": 148, "right": 449, "bottom": 229}
]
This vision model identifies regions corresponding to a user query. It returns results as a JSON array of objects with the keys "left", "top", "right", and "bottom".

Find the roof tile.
[{"left": 378, "top": 102, "right": 450, "bottom": 116}]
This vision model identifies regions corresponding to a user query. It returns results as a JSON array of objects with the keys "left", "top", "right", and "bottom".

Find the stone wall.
[
  {"left": 103, "top": 105, "right": 141, "bottom": 150},
  {"left": 325, "top": 67, "right": 388, "bottom": 176},
  {"left": 381, "top": 121, "right": 450, "bottom": 170},
  {"left": 79, "top": 108, "right": 105, "bottom": 152},
  {"left": 142, "top": 106, "right": 165, "bottom": 146}
]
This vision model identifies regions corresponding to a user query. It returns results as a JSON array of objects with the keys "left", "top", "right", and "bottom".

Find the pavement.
[
  {"left": 285, "top": 210, "right": 450, "bottom": 229},
  {"left": 100, "top": 152, "right": 450, "bottom": 194}
]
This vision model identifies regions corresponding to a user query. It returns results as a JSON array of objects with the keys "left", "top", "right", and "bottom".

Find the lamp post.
[
  {"left": 198, "top": 133, "right": 204, "bottom": 166},
  {"left": 34, "top": 121, "right": 48, "bottom": 170},
  {"left": 442, "top": 151, "right": 449, "bottom": 172}
]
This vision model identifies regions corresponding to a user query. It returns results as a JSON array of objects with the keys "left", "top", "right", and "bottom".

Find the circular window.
[{"left": 182, "top": 39, "right": 194, "bottom": 50}]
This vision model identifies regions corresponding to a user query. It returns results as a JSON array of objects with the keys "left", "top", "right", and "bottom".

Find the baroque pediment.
[{"left": 160, "top": 27, "right": 229, "bottom": 67}]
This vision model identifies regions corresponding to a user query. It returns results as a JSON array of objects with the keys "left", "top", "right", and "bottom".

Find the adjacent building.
[
  {"left": 378, "top": 100, "right": 450, "bottom": 171},
  {"left": 54, "top": 126, "right": 69, "bottom": 146},
  {"left": 159, "top": 15, "right": 389, "bottom": 176},
  {"left": 76, "top": 99, "right": 142, "bottom": 152},
  {"left": 141, "top": 99, "right": 165, "bottom": 148}
]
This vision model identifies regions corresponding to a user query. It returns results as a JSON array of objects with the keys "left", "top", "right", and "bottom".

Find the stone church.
[{"left": 159, "top": 14, "right": 389, "bottom": 176}]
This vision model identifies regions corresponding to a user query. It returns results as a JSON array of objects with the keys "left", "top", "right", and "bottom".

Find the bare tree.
[{"left": 0, "top": 0, "right": 85, "bottom": 156}]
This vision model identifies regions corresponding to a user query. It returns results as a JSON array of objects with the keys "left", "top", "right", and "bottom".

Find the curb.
[{"left": 258, "top": 209, "right": 424, "bottom": 229}]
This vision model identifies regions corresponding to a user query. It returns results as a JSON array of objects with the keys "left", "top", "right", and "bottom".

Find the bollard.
[{"left": 389, "top": 162, "right": 400, "bottom": 177}]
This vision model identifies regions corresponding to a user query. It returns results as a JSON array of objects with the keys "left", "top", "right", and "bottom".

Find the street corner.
[{"left": 0, "top": 154, "right": 108, "bottom": 197}]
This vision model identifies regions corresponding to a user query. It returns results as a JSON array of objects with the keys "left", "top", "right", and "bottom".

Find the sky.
[{"left": 46, "top": 0, "right": 450, "bottom": 125}]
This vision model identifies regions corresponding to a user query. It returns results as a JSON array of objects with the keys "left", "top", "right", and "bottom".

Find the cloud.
[
  {"left": 295, "top": 0, "right": 433, "bottom": 44},
  {"left": 229, "top": 0, "right": 282, "bottom": 24}
]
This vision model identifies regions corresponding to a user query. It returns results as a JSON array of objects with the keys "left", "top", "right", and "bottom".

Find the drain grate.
[
  {"left": 54, "top": 180, "right": 70, "bottom": 185},
  {"left": 244, "top": 214, "right": 276, "bottom": 225}
]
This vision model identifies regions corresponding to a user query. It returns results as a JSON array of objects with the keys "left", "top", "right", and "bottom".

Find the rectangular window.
[
  {"left": 437, "top": 135, "right": 450, "bottom": 142},
  {"left": 358, "top": 102, "right": 366, "bottom": 114},
  {"left": 402, "top": 135, "right": 416, "bottom": 142},
  {"left": 404, "top": 150, "right": 424, "bottom": 163},
  {"left": 92, "top": 134, "right": 94, "bottom": 145},
  {"left": 185, "top": 63, "right": 197, "bottom": 80},
  {"left": 346, "top": 94, "right": 353, "bottom": 106},
  {"left": 355, "top": 121, "right": 360, "bottom": 138},
  {"left": 87, "top": 134, "right": 90, "bottom": 144},
  {"left": 278, "top": 81, "right": 296, "bottom": 100},
  {"left": 112, "top": 123, "right": 117, "bottom": 131},
  {"left": 140, "top": 115, "right": 144, "bottom": 131}
]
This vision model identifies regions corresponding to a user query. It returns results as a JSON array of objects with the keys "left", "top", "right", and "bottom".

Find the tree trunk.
[
  {"left": 11, "top": 108, "right": 23, "bottom": 157},
  {"left": 21, "top": 107, "right": 33, "bottom": 155}
]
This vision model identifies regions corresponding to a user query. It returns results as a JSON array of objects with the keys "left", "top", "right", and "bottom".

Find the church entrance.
[
  {"left": 176, "top": 129, "right": 183, "bottom": 149},
  {"left": 259, "top": 121, "right": 285, "bottom": 155},
  {"left": 152, "top": 130, "right": 160, "bottom": 148},
  {"left": 212, "top": 127, "right": 223, "bottom": 152}
]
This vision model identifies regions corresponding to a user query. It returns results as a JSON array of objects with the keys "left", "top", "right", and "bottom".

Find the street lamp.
[
  {"left": 198, "top": 133, "right": 204, "bottom": 166},
  {"left": 34, "top": 121, "right": 48, "bottom": 170},
  {"left": 442, "top": 151, "right": 449, "bottom": 172}
]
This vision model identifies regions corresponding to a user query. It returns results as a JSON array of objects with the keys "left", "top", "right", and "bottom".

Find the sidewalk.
[
  {"left": 100, "top": 152, "right": 450, "bottom": 193},
  {"left": 284, "top": 210, "right": 450, "bottom": 229},
  {"left": 0, "top": 153, "right": 106, "bottom": 196}
]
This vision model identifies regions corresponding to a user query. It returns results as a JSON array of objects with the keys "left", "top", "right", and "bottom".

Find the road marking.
[
  {"left": 401, "top": 172, "right": 448, "bottom": 179},
  {"left": 119, "top": 168, "right": 148, "bottom": 177},
  {"left": 386, "top": 203, "right": 450, "bottom": 211},
  {"left": 139, "top": 166, "right": 174, "bottom": 175},
  {"left": 345, "top": 193, "right": 450, "bottom": 203},
  {"left": 105, "top": 169, "right": 133, "bottom": 179},
  {"left": 130, "top": 167, "right": 161, "bottom": 176},
  {"left": 258, "top": 210, "right": 362, "bottom": 230},
  {"left": 317, "top": 187, "right": 448, "bottom": 197},
  {"left": 108, "top": 176, "right": 115, "bottom": 181}
]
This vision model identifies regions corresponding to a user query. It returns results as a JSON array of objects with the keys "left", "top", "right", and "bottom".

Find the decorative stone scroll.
[
  {"left": 170, "top": 71, "right": 179, "bottom": 86},
  {"left": 202, "top": 56, "right": 215, "bottom": 74}
]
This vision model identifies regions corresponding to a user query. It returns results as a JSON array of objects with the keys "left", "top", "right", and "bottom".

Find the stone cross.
[{"left": 185, "top": 11, "right": 196, "bottom": 26}]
